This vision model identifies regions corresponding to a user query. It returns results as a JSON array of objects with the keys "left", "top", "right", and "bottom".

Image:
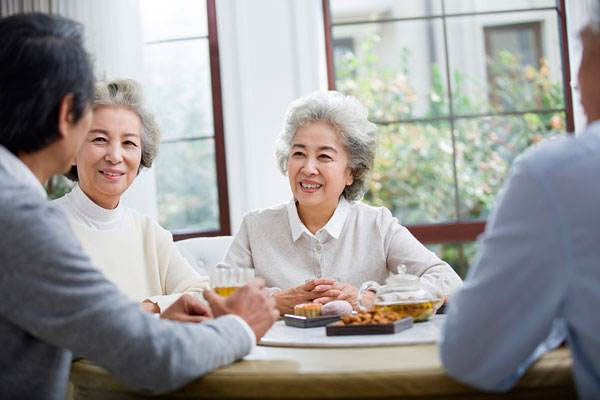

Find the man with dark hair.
[
  {"left": 441, "top": 6, "right": 600, "bottom": 399},
  {"left": 0, "top": 13, "right": 94, "bottom": 155},
  {"left": 0, "top": 13, "right": 278, "bottom": 400}
]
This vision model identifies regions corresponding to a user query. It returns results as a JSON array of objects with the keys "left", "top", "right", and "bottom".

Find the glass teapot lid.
[{"left": 373, "top": 265, "right": 441, "bottom": 304}]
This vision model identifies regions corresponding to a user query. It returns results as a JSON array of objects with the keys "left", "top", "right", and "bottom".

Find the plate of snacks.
[{"left": 326, "top": 310, "right": 413, "bottom": 336}]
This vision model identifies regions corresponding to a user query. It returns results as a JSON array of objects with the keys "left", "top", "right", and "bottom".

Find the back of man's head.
[{"left": 0, "top": 12, "right": 95, "bottom": 155}]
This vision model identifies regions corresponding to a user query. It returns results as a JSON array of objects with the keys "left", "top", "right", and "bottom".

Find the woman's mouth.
[
  {"left": 300, "top": 182, "right": 322, "bottom": 193},
  {"left": 100, "top": 170, "right": 124, "bottom": 179}
]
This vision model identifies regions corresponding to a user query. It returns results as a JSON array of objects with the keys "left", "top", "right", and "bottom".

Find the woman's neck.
[
  {"left": 80, "top": 187, "right": 119, "bottom": 210},
  {"left": 297, "top": 201, "right": 338, "bottom": 235}
]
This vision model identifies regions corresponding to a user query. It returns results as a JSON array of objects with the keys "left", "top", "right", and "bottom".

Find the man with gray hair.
[
  {"left": 441, "top": 5, "right": 600, "bottom": 399},
  {"left": 0, "top": 12, "right": 277, "bottom": 400}
]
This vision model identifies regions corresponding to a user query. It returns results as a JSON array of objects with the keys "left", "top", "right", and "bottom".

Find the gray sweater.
[{"left": 0, "top": 163, "right": 252, "bottom": 399}]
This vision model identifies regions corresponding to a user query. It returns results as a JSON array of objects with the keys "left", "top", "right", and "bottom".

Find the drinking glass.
[{"left": 212, "top": 263, "right": 254, "bottom": 297}]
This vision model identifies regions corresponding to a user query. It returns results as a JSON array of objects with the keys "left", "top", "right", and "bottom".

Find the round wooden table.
[{"left": 71, "top": 337, "right": 575, "bottom": 399}]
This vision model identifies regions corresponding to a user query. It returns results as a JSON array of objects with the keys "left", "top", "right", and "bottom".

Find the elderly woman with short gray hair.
[
  {"left": 55, "top": 79, "right": 210, "bottom": 314},
  {"left": 223, "top": 90, "right": 461, "bottom": 314}
]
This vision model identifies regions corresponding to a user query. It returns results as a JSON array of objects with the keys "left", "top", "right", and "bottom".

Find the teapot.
[{"left": 358, "top": 265, "right": 443, "bottom": 321}]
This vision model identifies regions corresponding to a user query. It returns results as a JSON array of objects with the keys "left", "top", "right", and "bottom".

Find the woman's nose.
[
  {"left": 301, "top": 158, "right": 318, "bottom": 175},
  {"left": 105, "top": 144, "right": 122, "bottom": 163}
]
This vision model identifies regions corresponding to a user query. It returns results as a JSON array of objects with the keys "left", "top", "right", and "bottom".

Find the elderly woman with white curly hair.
[
  {"left": 223, "top": 90, "right": 462, "bottom": 314},
  {"left": 55, "top": 79, "right": 210, "bottom": 314}
]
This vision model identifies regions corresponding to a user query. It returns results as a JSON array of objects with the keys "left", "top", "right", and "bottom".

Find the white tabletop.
[{"left": 258, "top": 315, "right": 445, "bottom": 348}]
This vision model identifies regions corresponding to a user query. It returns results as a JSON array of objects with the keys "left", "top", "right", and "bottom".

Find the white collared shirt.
[
  {"left": 287, "top": 196, "right": 349, "bottom": 242},
  {"left": 0, "top": 145, "right": 46, "bottom": 198},
  {"left": 224, "top": 197, "right": 462, "bottom": 296}
]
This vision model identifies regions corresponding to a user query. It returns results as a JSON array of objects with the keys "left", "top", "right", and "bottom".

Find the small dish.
[
  {"left": 283, "top": 314, "right": 342, "bottom": 328},
  {"left": 325, "top": 316, "right": 413, "bottom": 336}
]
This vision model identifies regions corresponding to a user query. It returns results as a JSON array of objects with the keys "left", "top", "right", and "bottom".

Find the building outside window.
[{"left": 323, "top": 0, "right": 573, "bottom": 275}]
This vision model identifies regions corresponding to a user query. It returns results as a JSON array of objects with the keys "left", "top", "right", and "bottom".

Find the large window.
[
  {"left": 141, "top": 0, "right": 229, "bottom": 239},
  {"left": 323, "top": 0, "right": 573, "bottom": 275}
]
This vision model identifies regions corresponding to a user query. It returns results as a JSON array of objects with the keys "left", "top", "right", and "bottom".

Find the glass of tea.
[{"left": 212, "top": 263, "right": 254, "bottom": 297}]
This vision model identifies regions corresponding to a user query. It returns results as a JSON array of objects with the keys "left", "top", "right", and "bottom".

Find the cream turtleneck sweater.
[{"left": 54, "top": 185, "right": 209, "bottom": 310}]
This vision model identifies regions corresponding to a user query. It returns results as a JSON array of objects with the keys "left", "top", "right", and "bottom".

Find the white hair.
[{"left": 275, "top": 91, "right": 377, "bottom": 200}]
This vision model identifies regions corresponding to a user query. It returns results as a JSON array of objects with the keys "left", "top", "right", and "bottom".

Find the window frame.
[
  {"left": 171, "top": 0, "right": 230, "bottom": 240},
  {"left": 322, "top": 0, "right": 574, "bottom": 244}
]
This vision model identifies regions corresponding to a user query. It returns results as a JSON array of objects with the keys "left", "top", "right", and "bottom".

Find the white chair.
[{"left": 175, "top": 236, "right": 234, "bottom": 280}]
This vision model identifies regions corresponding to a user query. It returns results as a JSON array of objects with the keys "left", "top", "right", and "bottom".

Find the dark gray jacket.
[{"left": 0, "top": 162, "right": 252, "bottom": 400}]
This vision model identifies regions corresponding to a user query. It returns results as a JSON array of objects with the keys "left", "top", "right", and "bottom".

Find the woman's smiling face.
[
  {"left": 74, "top": 106, "right": 143, "bottom": 209},
  {"left": 287, "top": 121, "right": 353, "bottom": 213}
]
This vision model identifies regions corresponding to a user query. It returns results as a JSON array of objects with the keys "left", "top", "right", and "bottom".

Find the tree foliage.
[{"left": 335, "top": 34, "right": 565, "bottom": 274}]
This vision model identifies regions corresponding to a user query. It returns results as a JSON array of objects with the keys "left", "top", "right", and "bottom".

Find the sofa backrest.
[{"left": 174, "top": 236, "right": 234, "bottom": 280}]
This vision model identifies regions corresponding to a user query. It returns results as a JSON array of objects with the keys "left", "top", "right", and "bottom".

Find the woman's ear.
[
  {"left": 345, "top": 169, "right": 354, "bottom": 186},
  {"left": 57, "top": 94, "right": 75, "bottom": 139}
]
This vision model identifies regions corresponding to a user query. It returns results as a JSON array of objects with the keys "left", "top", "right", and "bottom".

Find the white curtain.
[
  {"left": 0, "top": 0, "right": 53, "bottom": 16},
  {"left": 1, "top": 0, "right": 144, "bottom": 82},
  {"left": 54, "top": 0, "right": 144, "bottom": 81}
]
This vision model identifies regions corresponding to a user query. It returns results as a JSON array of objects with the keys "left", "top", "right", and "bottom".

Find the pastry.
[{"left": 294, "top": 303, "right": 322, "bottom": 317}]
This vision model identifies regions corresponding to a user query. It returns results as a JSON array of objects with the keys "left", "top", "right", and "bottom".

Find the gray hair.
[
  {"left": 275, "top": 91, "right": 377, "bottom": 200},
  {"left": 66, "top": 78, "right": 161, "bottom": 180}
]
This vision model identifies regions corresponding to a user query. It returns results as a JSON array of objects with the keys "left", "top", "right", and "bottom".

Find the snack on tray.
[
  {"left": 340, "top": 310, "right": 404, "bottom": 325},
  {"left": 294, "top": 303, "right": 322, "bottom": 317}
]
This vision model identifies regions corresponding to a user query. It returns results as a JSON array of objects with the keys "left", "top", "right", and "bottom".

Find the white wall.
[{"left": 217, "top": 0, "right": 327, "bottom": 233}]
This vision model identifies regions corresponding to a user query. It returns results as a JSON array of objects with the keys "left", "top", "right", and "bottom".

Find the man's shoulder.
[
  {"left": 0, "top": 169, "right": 82, "bottom": 264},
  {"left": 0, "top": 168, "right": 51, "bottom": 219},
  {"left": 519, "top": 132, "right": 599, "bottom": 177}
]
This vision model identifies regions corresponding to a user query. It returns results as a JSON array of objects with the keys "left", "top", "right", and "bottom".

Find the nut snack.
[{"left": 341, "top": 310, "right": 404, "bottom": 325}]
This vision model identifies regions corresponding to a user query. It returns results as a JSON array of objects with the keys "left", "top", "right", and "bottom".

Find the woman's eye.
[
  {"left": 124, "top": 141, "right": 138, "bottom": 147},
  {"left": 319, "top": 154, "right": 333, "bottom": 160},
  {"left": 292, "top": 152, "right": 305, "bottom": 157},
  {"left": 92, "top": 137, "right": 107, "bottom": 143}
]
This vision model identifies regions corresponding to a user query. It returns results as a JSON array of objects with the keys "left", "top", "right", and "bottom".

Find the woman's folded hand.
[
  {"left": 313, "top": 281, "right": 360, "bottom": 311},
  {"left": 272, "top": 278, "right": 340, "bottom": 314}
]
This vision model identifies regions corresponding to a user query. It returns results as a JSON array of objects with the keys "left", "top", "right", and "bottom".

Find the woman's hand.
[
  {"left": 359, "top": 289, "right": 376, "bottom": 311},
  {"left": 272, "top": 278, "right": 340, "bottom": 315},
  {"left": 313, "top": 281, "right": 360, "bottom": 311}
]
